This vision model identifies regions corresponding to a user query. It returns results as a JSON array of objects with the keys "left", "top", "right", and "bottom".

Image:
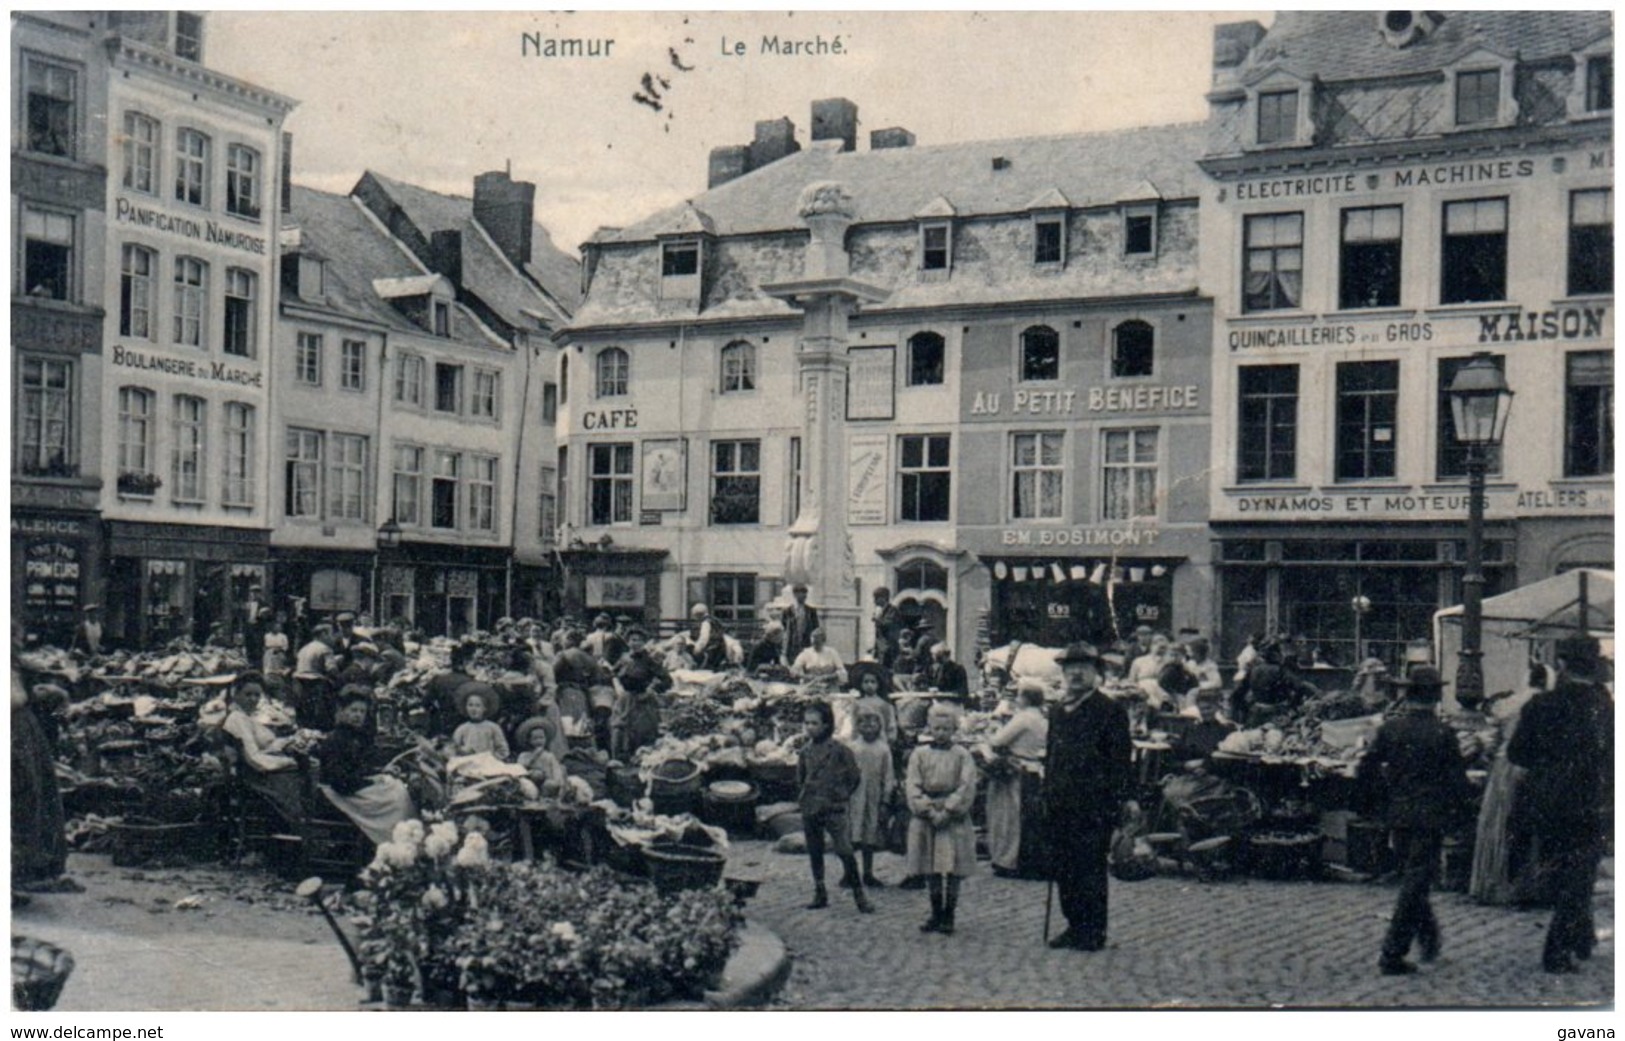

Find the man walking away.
[
  {"left": 1358, "top": 665, "right": 1472, "bottom": 975},
  {"left": 1041, "top": 642, "right": 1135, "bottom": 951},
  {"left": 1507, "top": 635, "right": 1613, "bottom": 973}
]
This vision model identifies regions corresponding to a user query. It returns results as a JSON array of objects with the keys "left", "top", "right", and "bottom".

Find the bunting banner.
[{"left": 986, "top": 559, "right": 1178, "bottom": 585}]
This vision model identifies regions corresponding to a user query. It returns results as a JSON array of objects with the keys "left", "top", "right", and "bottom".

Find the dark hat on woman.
[{"left": 1056, "top": 642, "right": 1102, "bottom": 666}]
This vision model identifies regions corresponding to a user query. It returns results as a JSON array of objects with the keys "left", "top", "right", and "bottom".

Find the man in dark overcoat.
[
  {"left": 1507, "top": 635, "right": 1613, "bottom": 973},
  {"left": 781, "top": 583, "right": 820, "bottom": 665},
  {"left": 1358, "top": 665, "right": 1472, "bottom": 975},
  {"left": 1041, "top": 641, "right": 1136, "bottom": 951}
]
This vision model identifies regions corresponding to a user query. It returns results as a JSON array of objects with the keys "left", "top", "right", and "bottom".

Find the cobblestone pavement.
[{"left": 727, "top": 843, "right": 1614, "bottom": 1010}]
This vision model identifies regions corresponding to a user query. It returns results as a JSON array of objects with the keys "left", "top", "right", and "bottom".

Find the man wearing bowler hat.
[
  {"left": 1358, "top": 665, "right": 1472, "bottom": 975},
  {"left": 1041, "top": 641, "right": 1135, "bottom": 951}
]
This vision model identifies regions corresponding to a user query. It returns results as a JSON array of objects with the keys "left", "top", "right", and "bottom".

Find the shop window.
[
  {"left": 17, "top": 356, "right": 74, "bottom": 477},
  {"left": 1437, "top": 355, "right": 1505, "bottom": 478},
  {"left": 1454, "top": 68, "right": 1500, "bottom": 126},
  {"left": 394, "top": 352, "right": 424, "bottom": 407},
  {"left": 1011, "top": 431, "right": 1064, "bottom": 520},
  {"left": 295, "top": 332, "right": 322, "bottom": 386},
  {"left": 1441, "top": 198, "right": 1507, "bottom": 304},
  {"left": 596, "top": 348, "right": 628, "bottom": 398},
  {"left": 1256, "top": 88, "right": 1299, "bottom": 145},
  {"left": 1568, "top": 189, "right": 1613, "bottom": 296},
  {"left": 1339, "top": 206, "right": 1402, "bottom": 309},
  {"left": 392, "top": 444, "right": 423, "bottom": 526},
  {"left": 1335, "top": 361, "right": 1398, "bottom": 481},
  {"left": 588, "top": 443, "right": 634, "bottom": 525},
  {"left": 538, "top": 465, "right": 558, "bottom": 543},
  {"left": 1586, "top": 54, "right": 1613, "bottom": 112},
  {"left": 1565, "top": 351, "right": 1613, "bottom": 477},
  {"left": 285, "top": 427, "right": 323, "bottom": 517},
  {"left": 120, "top": 244, "right": 156, "bottom": 339},
  {"left": 721, "top": 341, "right": 756, "bottom": 393},
  {"left": 1243, "top": 212, "right": 1303, "bottom": 312},
  {"left": 920, "top": 222, "right": 951, "bottom": 271},
  {"left": 1019, "top": 325, "right": 1060, "bottom": 382},
  {"left": 329, "top": 434, "right": 368, "bottom": 521},
  {"left": 1033, "top": 217, "right": 1064, "bottom": 265},
  {"left": 223, "top": 268, "right": 256, "bottom": 357},
  {"left": 1111, "top": 321, "right": 1154, "bottom": 378},
  {"left": 24, "top": 55, "right": 75, "bottom": 158},
  {"left": 222, "top": 402, "right": 254, "bottom": 507},
  {"left": 310, "top": 570, "right": 362, "bottom": 615},
  {"left": 118, "top": 387, "right": 155, "bottom": 480},
  {"left": 172, "top": 256, "right": 208, "bottom": 347},
  {"left": 175, "top": 128, "right": 210, "bottom": 208},
  {"left": 341, "top": 340, "right": 366, "bottom": 392},
  {"left": 709, "top": 573, "right": 758, "bottom": 627},
  {"left": 431, "top": 451, "right": 461, "bottom": 529},
  {"left": 1102, "top": 428, "right": 1158, "bottom": 520},
  {"left": 898, "top": 434, "right": 951, "bottom": 522},
  {"left": 172, "top": 395, "right": 207, "bottom": 502},
  {"left": 225, "top": 144, "right": 261, "bottom": 220},
  {"left": 434, "top": 363, "right": 464, "bottom": 413},
  {"left": 468, "top": 455, "right": 498, "bottom": 532},
  {"left": 144, "top": 560, "right": 189, "bottom": 645},
  {"left": 906, "top": 332, "right": 945, "bottom": 387},
  {"left": 1238, "top": 364, "right": 1298, "bottom": 482},
  {"left": 710, "top": 439, "right": 761, "bottom": 525},
  {"left": 122, "top": 111, "right": 159, "bottom": 194},
  {"left": 471, "top": 369, "right": 500, "bottom": 419},
  {"left": 22, "top": 208, "right": 73, "bottom": 301}
]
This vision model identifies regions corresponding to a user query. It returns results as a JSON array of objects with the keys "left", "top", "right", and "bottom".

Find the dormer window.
[
  {"left": 1449, "top": 52, "right": 1517, "bottom": 129},
  {"left": 1587, "top": 55, "right": 1613, "bottom": 112},
  {"left": 1257, "top": 89, "right": 1299, "bottom": 144},
  {"left": 921, "top": 222, "right": 951, "bottom": 271},
  {"left": 661, "top": 242, "right": 699, "bottom": 276},
  {"left": 433, "top": 301, "right": 450, "bottom": 337},
  {"left": 1033, "top": 217, "right": 1064, "bottom": 265},
  {"left": 1123, "top": 205, "right": 1158, "bottom": 257},
  {"left": 175, "top": 12, "right": 204, "bottom": 62}
]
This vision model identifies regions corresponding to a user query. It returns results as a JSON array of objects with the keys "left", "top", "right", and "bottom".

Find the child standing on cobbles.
[
  {"left": 906, "top": 701, "right": 978, "bottom": 935},
  {"left": 844, "top": 706, "right": 897, "bottom": 888},
  {"left": 797, "top": 701, "right": 874, "bottom": 914}
]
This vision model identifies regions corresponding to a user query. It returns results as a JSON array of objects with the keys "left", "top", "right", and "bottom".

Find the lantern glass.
[{"left": 1447, "top": 355, "right": 1513, "bottom": 446}]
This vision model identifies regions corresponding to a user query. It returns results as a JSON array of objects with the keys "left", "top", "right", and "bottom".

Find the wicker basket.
[
  {"left": 12, "top": 936, "right": 74, "bottom": 1011},
  {"left": 649, "top": 758, "right": 703, "bottom": 795},
  {"left": 1243, "top": 831, "right": 1324, "bottom": 880},
  {"left": 642, "top": 843, "right": 726, "bottom": 895}
]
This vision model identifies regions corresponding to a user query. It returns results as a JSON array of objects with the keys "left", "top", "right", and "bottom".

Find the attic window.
[
  {"left": 433, "top": 301, "right": 450, "bottom": 337},
  {"left": 1379, "top": 11, "right": 1436, "bottom": 48},
  {"left": 175, "top": 12, "right": 203, "bottom": 62},
  {"left": 1257, "top": 90, "right": 1299, "bottom": 145},
  {"left": 298, "top": 255, "right": 325, "bottom": 299},
  {"left": 1587, "top": 54, "right": 1613, "bottom": 112},
  {"left": 1449, "top": 57, "right": 1516, "bottom": 129},
  {"left": 661, "top": 242, "right": 699, "bottom": 277},
  {"left": 992, "top": 157, "right": 1011, "bottom": 171},
  {"left": 920, "top": 222, "right": 951, "bottom": 271},
  {"left": 1123, "top": 204, "right": 1158, "bottom": 257},
  {"left": 1033, "top": 217, "right": 1064, "bottom": 265}
]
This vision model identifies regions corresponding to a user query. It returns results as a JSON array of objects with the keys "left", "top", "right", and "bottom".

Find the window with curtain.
[
  {"left": 119, "top": 387, "right": 155, "bottom": 476},
  {"left": 1102, "top": 428, "right": 1158, "bottom": 520},
  {"left": 596, "top": 348, "right": 629, "bottom": 397},
  {"left": 223, "top": 402, "right": 254, "bottom": 506},
  {"left": 172, "top": 395, "right": 207, "bottom": 501},
  {"left": 392, "top": 444, "right": 423, "bottom": 525},
  {"left": 1019, "top": 326, "right": 1060, "bottom": 382},
  {"left": 1243, "top": 212, "right": 1303, "bottom": 312},
  {"left": 122, "top": 111, "right": 159, "bottom": 194},
  {"left": 1011, "top": 431, "right": 1064, "bottom": 519},
  {"left": 285, "top": 427, "right": 322, "bottom": 517},
  {"left": 329, "top": 434, "right": 368, "bottom": 521},
  {"left": 172, "top": 256, "right": 207, "bottom": 346},
  {"left": 721, "top": 341, "right": 756, "bottom": 393},
  {"left": 17, "top": 357, "right": 73, "bottom": 477}
]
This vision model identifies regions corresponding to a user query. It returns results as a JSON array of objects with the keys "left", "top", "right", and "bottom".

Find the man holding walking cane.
[{"left": 1041, "top": 642, "right": 1136, "bottom": 951}]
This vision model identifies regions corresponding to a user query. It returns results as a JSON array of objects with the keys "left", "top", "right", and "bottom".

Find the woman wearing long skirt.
[
  {"left": 984, "top": 682, "right": 1048, "bottom": 878},
  {"left": 845, "top": 706, "right": 897, "bottom": 887},
  {"left": 12, "top": 671, "right": 68, "bottom": 890},
  {"left": 906, "top": 703, "right": 979, "bottom": 934},
  {"left": 1469, "top": 665, "right": 1545, "bottom": 904}
]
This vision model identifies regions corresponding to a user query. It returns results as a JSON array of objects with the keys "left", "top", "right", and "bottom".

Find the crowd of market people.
[{"left": 10, "top": 581, "right": 1614, "bottom": 981}]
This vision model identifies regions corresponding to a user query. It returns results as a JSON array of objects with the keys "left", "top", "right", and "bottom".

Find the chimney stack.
[
  {"left": 1211, "top": 21, "right": 1265, "bottom": 89},
  {"left": 811, "top": 97, "right": 858, "bottom": 152},
  {"left": 708, "top": 145, "right": 751, "bottom": 188},
  {"left": 749, "top": 117, "right": 801, "bottom": 170},
  {"left": 473, "top": 169, "right": 536, "bottom": 269},
  {"left": 870, "top": 127, "right": 915, "bottom": 150}
]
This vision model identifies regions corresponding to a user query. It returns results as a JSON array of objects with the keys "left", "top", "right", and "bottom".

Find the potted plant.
[{"left": 117, "top": 471, "right": 162, "bottom": 496}]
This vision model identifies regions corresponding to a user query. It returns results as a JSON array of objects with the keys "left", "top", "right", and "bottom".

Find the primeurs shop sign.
[{"left": 115, "top": 198, "right": 268, "bottom": 255}]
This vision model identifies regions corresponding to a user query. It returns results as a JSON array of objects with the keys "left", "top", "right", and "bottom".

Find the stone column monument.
[{"left": 762, "top": 182, "right": 886, "bottom": 661}]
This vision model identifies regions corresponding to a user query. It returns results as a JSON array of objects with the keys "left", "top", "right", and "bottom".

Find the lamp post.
[
  {"left": 374, "top": 518, "right": 402, "bottom": 623},
  {"left": 1446, "top": 353, "right": 1513, "bottom": 707}
]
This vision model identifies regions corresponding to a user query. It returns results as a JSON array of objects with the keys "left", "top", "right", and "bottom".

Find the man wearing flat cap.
[
  {"left": 1358, "top": 665, "right": 1472, "bottom": 975},
  {"left": 781, "top": 583, "right": 820, "bottom": 665},
  {"left": 1508, "top": 635, "right": 1613, "bottom": 973},
  {"left": 1041, "top": 641, "right": 1135, "bottom": 951}
]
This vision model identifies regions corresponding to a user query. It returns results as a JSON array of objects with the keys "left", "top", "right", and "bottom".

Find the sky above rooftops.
[{"left": 209, "top": 10, "right": 1272, "bottom": 256}]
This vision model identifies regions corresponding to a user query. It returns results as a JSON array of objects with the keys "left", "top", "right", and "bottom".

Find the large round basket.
[
  {"left": 642, "top": 843, "right": 727, "bottom": 895},
  {"left": 12, "top": 936, "right": 74, "bottom": 1011},
  {"left": 700, "top": 779, "right": 758, "bottom": 834},
  {"left": 649, "top": 758, "right": 703, "bottom": 795},
  {"left": 1243, "top": 831, "right": 1324, "bottom": 881}
]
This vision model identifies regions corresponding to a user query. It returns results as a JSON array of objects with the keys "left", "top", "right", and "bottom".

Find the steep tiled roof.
[
  {"left": 604, "top": 122, "right": 1208, "bottom": 242},
  {"left": 1241, "top": 10, "right": 1612, "bottom": 84},
  {"left": 287, "top": 185, "right": 500, "bottom": 345},
  {"left": 361, "top": 171, "right": 582, "bottom": 322}
]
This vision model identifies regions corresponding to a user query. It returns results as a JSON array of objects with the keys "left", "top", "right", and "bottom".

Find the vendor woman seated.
[
  {"left": 313, "top": 686, "right": 418, "bottom": 845},
  {"left": 1172, "top": 687, "right": 1237, "bottom": 765},
  {"left": 221, "top": 672, "right": 303, "bottom": 824}
]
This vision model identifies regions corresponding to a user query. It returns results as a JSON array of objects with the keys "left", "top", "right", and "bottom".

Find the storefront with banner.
[
  {"left": 103, "top": 521, "right": 270, "bottom": 647},
  {"left": 556, "top": 548, "right": 668, "bottom": 628},
  {"left": 372, "top": 542, "right": 512, "bottom": 638},
  {"left": 11, "top": 507, "right": 103, "bottom": 648}
]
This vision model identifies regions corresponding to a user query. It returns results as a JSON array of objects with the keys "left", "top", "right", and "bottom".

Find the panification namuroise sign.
[{"left": 115, "top": 198, "right": 268, "bottom": 255}]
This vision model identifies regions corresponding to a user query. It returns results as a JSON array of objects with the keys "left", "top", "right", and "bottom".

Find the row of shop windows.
[
  {"left": 1242, "top": 188, "right": 1612, "bottom": 313},
  {"left": 563, "top": 322, "right": 1164, "bottom": 403},
  {"left": 1237, "top": 351, "right": 1613, "bottom": 483}
]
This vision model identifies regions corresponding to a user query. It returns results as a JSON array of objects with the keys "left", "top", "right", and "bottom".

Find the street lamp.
[
  {"left": 374, "top": 518, "right": 403, "bottom": 621},
  {"left": 1446, "top": 353, "right": 1514, "bottom": 707}
]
